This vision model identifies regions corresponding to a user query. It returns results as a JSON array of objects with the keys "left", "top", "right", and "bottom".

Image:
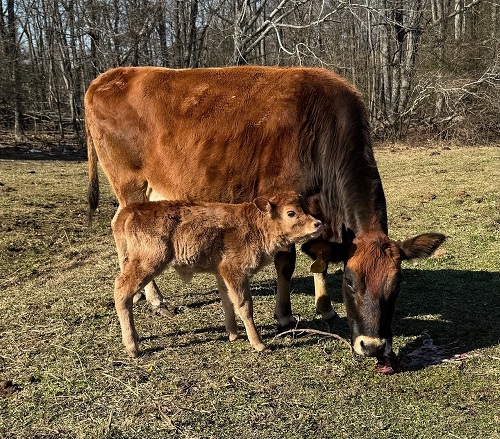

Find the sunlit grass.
[{"left": 0, "top": 145, "right": 499, "bottom": 439}]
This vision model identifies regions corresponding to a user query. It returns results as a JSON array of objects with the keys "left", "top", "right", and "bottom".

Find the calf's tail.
[{"left": 87, "top": 125, "right": 99, "bottom": 226}]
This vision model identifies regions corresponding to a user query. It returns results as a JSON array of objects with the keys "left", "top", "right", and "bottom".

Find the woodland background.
[{"left": 1, "top": 0, "right": 499, "bottom": 146}]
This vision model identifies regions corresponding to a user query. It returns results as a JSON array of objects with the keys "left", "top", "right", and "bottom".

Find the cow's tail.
[{"left": 86, "top": 124, "right": 99, "bottom": 226}]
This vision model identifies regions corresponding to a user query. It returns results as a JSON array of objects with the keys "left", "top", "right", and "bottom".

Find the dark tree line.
[{"left": 1, "top": 0, "right": 499, "bottom": 146}]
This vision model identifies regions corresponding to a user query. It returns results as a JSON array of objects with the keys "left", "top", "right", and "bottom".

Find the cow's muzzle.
[{"left": 353, "top": 336, "right": 391, "bottom": 357}]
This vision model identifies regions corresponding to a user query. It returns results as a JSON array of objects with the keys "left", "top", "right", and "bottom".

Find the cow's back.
[{"left": 86, "top": 66, "right": 383, "bottom": 239}]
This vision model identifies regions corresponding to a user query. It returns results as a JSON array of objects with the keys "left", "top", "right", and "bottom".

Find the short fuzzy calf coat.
[{"left": 112, "top": 191, "right": 323, "bottom": 357}]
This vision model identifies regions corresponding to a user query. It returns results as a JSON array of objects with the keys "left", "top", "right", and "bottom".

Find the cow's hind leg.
[
  {"left": 144, "top": 281, "right": 175, "bottom": 317},
  {"left": 215, "top": 275, "right": 239, "bottom": 342},
  {"left": 274, "top": 246, "right": 297, "bottom": 329}
]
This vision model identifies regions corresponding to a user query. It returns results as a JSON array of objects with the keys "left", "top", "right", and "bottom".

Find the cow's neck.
[{"left": 317, "top": 155, "right": 388, "bottom": 240}]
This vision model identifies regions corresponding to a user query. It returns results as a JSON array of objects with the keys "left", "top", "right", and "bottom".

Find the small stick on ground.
[{"left": 273, "top": 328, "right": 352, "bottom": 352}]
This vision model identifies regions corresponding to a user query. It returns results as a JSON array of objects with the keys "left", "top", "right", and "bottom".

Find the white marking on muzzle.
[{"left": 353, "top": 336, "right": 392, "bottom": 357}]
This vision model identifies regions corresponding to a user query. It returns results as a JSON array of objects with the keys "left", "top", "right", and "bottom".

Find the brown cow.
[
  {"left": 86, "top": 65, "right": 445, "bottom": 359},
  {"left": 112, "top": 192, "right": 323, "bottom": 357}
]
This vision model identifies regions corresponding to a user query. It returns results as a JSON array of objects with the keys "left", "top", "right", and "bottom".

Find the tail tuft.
[{"left": 86, "top": 123, "right": 99, "bottom": 227}]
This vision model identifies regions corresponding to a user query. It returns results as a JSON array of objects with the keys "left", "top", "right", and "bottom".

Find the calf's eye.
[{"left": 287, "top": 211, "right": 296, "bottom": 218}]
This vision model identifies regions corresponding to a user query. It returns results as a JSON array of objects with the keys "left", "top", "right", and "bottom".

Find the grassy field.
[{"left": 0, "top": 145, "right": 499, "bottom": 439}]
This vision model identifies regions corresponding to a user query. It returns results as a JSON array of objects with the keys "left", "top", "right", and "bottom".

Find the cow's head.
[{"left": 304, "top": 230, "right": 446, "bottom": 357}]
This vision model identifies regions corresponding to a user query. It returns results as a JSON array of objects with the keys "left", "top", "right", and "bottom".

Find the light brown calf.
[{"left": 112, "top": 191, "right": 323, "bottom": 357}]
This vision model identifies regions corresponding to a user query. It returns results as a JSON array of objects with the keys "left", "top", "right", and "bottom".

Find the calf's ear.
[
  {"left": 396, "top": 233, "right": 446, "bottom": 260},
  {"left": 253, "top": 197, "right": 272, "bottom": 214}
]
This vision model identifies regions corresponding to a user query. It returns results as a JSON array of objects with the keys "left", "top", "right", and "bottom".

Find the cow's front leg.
[
  {"left": 313, "top": 268, "right": 339, "bottom": 322},
  {"left": 274, "top": 246, "right": 296, "bottom": 329},
  {"left": 301, "top": 239, "right": 339, "bottom": 323}
]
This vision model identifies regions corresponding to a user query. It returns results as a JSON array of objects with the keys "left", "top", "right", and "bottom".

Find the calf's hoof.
[
  {"left": 252, "top": 342, "right": 269, "bottom": 352},
  {"left": 153, "top": 303, "right": 176, "bottom": 318},
  {"left": 228, "top": 333, "right": 240, "bottom": 342},
  {"left": 125, "top": 345, "right": 140, "bottom": 358}
]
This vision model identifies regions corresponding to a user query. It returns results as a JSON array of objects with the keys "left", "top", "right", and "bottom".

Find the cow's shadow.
[
  {"left": 284, "top": 268, "right": 500, "bottom": 370},
  {"left": 142, "top": 269, "right": 499, "bottom": 369}
]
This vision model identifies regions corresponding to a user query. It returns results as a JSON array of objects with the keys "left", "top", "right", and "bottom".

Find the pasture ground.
[{"left": 0, "top": 144, "right": 499, "bottom": 439}]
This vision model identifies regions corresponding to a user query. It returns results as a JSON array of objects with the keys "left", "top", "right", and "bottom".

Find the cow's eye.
[
  {"left": 344, "top": 276, "right": 356, "bottom": 293},
  {"left": 287, "top": 211, "right": 296, "bottom": 218}
]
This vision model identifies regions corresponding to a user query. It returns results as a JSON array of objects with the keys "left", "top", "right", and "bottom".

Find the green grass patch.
[{"left": 0, "top": 146, "right": 499, "bottom": 438}]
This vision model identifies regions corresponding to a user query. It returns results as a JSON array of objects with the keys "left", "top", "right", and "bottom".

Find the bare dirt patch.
[{"left": 0, "top": 380, "right": 20, "bottom": 398}]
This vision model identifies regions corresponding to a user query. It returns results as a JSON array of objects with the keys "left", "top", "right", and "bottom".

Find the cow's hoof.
[
  {"left": 320, "top": 309, "right": 340, "bottom": 322},
  {"left": 228, "top": 333, "right": 241, "bottom": 342},
  {"left": 133, "top": 292, "right": 146, "bottom": 304},
  {"left": 323, "top": 313, "right": 348, "bottom": 330},
  {"left": 126, "top": 347, "right": 140, "bottom": 358},
  {"left": 276, "top": 318, "right": 308, "bottom": 334}
]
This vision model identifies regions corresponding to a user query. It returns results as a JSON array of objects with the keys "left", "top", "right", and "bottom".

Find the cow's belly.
[{"left": 145, "top": 157, "right": 305, "bottom": 204}]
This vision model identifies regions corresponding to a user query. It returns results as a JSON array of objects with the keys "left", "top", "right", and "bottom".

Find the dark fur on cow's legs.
[{"left": 274, "top": 246, "right": 296, "bottom": 329}]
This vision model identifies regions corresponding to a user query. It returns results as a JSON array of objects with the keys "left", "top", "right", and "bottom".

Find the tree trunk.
[
  {"left": 7, "top": 0, "right": 24, "bottom": 141},
  {"left": 233, "top": 0, "right": 250, "bottom": 65},
  {"left": 157, "top": 3, "right": 169, "bottom": 66}
]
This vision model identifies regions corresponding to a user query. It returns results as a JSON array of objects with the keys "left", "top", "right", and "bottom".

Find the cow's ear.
[
  {"left": 396, "top": 233, "right": 446, "bottom": 260},
  {"left": 253, "top": 197, "right": 272, "bottom": 214}
]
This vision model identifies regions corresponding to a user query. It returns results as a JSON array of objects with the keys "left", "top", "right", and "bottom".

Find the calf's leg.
[
  {"left": 114, "top": 257, "right": 163, "bottom": 357},
  {"left": 113, "top": 202, "right": 172, "bottom": 316},
  {"left": 220, "top": 275, "right": 266, "bottom": 352},
  {"left": 215, "top": 275, "right": 239, "bottom": 342},
  {"left": 114, "top": 271, "right": 141, "bottom": 358}
]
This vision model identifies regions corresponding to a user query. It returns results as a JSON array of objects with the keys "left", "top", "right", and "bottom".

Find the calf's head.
[
  {"left": 343, "top": 231, "right": 446, "bottom": 357},
  {"left": 254, "top": 192, "right": 323, "bottom": 244}
]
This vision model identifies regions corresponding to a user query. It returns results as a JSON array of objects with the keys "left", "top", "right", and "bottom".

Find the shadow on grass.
[
  {"left": 0, "top": 146, "right": 86, "bottom": 161},
  {"left": 136, "top": 269, "right": 498, "bottom": 366},
  {"left": 287, "top": 268, "right": 500, "bottom": 370},
  {"left": 392, "top": 269, "right": 500, "bottom": 370}
]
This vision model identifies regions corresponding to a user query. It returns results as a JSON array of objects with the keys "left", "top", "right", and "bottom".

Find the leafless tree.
[{"left": 0, "top": 0, "right": 498, "bottom": 144}]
